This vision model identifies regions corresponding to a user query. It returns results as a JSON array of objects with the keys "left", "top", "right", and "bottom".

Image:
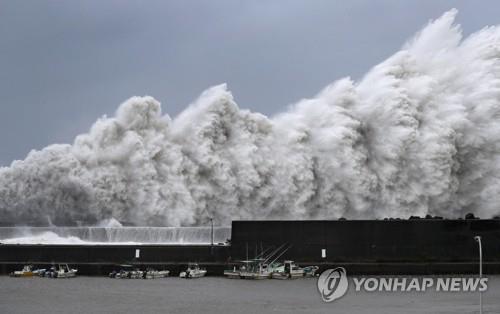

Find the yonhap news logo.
[
  {"left": 351, "top": 277, "right": 488, "bottom": 293},
  {"left": 317, "top": 267, "right": 349, "bottom": 302},
  {"left": 317, "top": 268, "right": 488, "bottom": 302}
]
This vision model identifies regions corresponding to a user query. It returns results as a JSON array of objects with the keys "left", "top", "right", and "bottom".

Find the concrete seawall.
[
  {"left": 2, "top": 219, "right": 500, "bottom": 275},
  {"left": 0, "top": 244, "right": 231, "bottom": 275}
]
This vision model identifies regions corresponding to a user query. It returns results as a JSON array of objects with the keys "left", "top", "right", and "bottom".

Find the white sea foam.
[
  {"left": 0, "top": 227, "right": 231, "bottom": 244},
  {"left": 1, "top": 231, "right": 89, "bottom": 245},
  {"left": 1, "top": 10, "right": 500, "bottom": 226}
]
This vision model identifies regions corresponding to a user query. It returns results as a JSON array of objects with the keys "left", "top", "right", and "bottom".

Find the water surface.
[{"left": 1, "top": 276, "right": 499, "bottom": 313}]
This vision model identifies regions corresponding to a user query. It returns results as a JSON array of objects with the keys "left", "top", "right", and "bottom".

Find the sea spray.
[
  {"left": 0, "top": 227, "right": 232, "bottom": 244},
  {"left": 1, "top": 9, "right": 500, "bottom": 226}
]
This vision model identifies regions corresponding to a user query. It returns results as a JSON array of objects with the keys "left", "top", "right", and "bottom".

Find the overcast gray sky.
[{"left": 1, "top": 1, "right": 499, "bottom": 166}]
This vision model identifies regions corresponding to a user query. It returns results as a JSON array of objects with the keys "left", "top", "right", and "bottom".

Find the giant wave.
[{"left": 2, "top": 10, "right": 500, "bottom": 226}]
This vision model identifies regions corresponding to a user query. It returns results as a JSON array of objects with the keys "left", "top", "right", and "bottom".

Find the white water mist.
[{"left": 1, "top": 10, "right": 500, "bottom": 226}]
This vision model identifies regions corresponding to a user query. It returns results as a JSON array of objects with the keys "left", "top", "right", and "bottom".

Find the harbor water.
[{"left": 1, "top": 276, "right": 499, "bottom": 314}]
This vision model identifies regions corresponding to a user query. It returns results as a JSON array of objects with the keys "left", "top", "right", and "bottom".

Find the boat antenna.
[
  {"left": 268, "top": 244, "right": 293, "bottom": 265},
  {"left": 254, "top": 246, "right": 275, "bottom": 259},
  {"left": 262, "top": 243, "right": 288, "bottom": 263}
]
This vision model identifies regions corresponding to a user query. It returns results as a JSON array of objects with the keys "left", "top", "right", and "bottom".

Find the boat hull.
[
  {"left": 145, "top": 271, "right": 169, "bottom": 279},
  {"left": 271, "top": 272, "right": 289, "bottom": 280},
  {"left": 239, "top": 272, "right": 270, "bottom": 279},
  {"left": 54, "top": 272, "right": 77, "bottom": 278},
  {"left": 10, "top": 272, "right": 34, "bottom": 277},
  {"left": 180, "top": 270, "right": 207, "bottom": 278},
  {"left": 223, "top": 271, "right": 240, "bottom": 279}
]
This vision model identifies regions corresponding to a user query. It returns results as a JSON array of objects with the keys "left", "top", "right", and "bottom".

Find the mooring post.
[
  {"left": 474, "top": 236, "right": 483, "bottom": 314},
  {"left": 210, "top": 217, "right": 214, "bottom": 246}
]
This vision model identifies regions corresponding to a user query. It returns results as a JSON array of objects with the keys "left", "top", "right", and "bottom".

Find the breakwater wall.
[{"left": 2, "top": 219, "right": 500, "bottom": 275}]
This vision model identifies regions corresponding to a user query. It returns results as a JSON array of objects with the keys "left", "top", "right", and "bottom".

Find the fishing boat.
[
  {"left": 109, "top": 269, "right": 137, "bottom": 279},
  {"left": 9, "top": 265, "right": 45, "bottom": 277},
  {"left": 238, "top": 259, "right": 273, "bottom": 279},
  {"left": 124, "top": 268, "right": 144, "bottom": 279},
  {"left": 179, "top": 263, "right": 207, "bottom": 278},
  {"left": 109, "top": 270, "right": 119, "bottom": 278},
  {"left": 114, "top": 269, "right": 135, "bottom": 279},
  {"left": 41, "top": 266, "right": 55, "bottom": 277},
  {"left": 223, "top": 265, "right": 242, "bottom": 279},
  {"left": 303, "top": 265, "right": 319, "bottom": 277},
  {"left": 44, "top": 264, "right": 77, "bottom": 278},
  {"left": 109, "top": 265, "right": 139, "bottom": 278},
  {"left": 271, "top": 260, "right": 304, "bottom": 279},
  {"left": 227, "top": 243, "right": 291, "bottom": 279},
  {"left": 144, "top": 268, "right": 169, "bottom": 279}
]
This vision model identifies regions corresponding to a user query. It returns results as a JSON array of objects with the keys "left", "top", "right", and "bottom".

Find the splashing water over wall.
[
  {"left": 1, "top": 10, "right": 500, "bottom": 226},
  {"left": 0, "top": 227, "right": 232, "bottom": 244}
]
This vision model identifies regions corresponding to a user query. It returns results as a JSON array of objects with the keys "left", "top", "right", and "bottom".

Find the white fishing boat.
[
  {"left": 223, "top": 261, "right": 275, "bottom": 279},
  {"left": 109, "top": 269, "right": 133, "bottom": 278},
  {"left": 10, "top": 265, "right": 45, "bottom": 277},
  {"left": 271, "top": 260, "right": 304, "bottom": 279},
  {"left": 109, "top": 265, "right": 144, "bottom": 279},
  {"left": 124, "top": 269, "right": 144, "bottom": 279},
  {"left": 179, "top": 263, "right": 207, "bottom": 278},
  {"left": 238, "top": 260, "right": 272, "bottom": 279},
  {"left": 223, "top": 265, "right": 242, "bottom": 279},
  {"left": 51, "top": 264, "right": 77, "bottom": 278},
  {"left": 145, "top": 269, "right": 169, "bottom": 279},
  {"left": 239, "top": 270, "right": 270, "bottom": 279},
  {"left": 303, "top": 265, "right": 319, "bottom": 277},
  {"left": 223, "top": 244, "right": 292, "bottom": 280},
  {"left": 114, "top": 269, "right": 133, "bottom": 279},
  {"left": 41, "top": 266, "right": 55, "bottom": 277},
  {"left": 109, "top": 270, "right": 117, "bottom": 278}
]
